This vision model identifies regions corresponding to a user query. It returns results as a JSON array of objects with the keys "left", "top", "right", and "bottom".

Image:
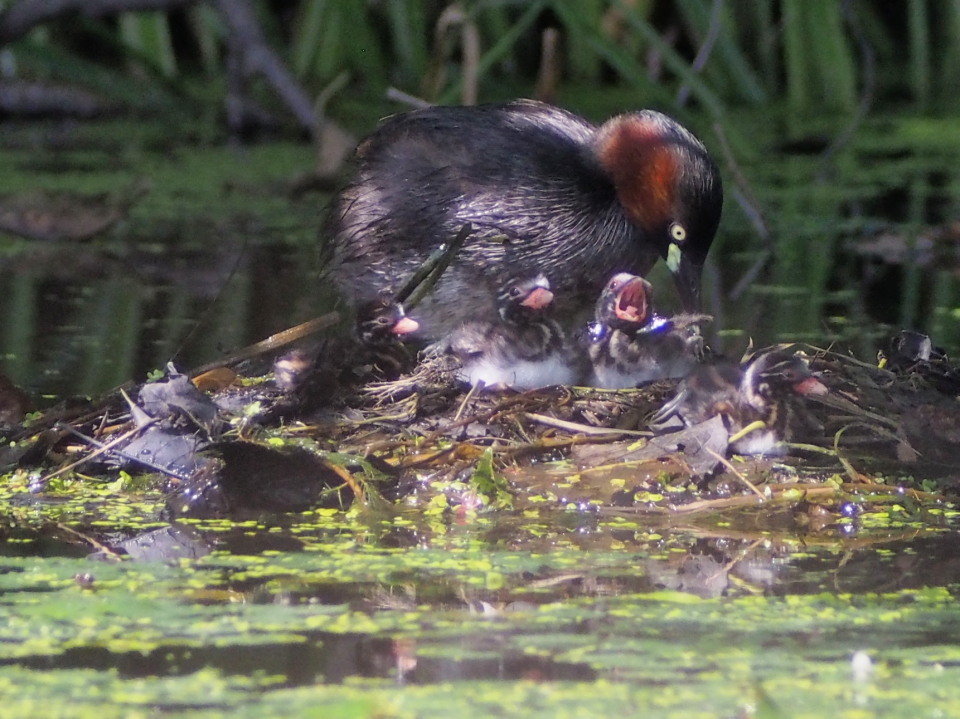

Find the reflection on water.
[
  {"left": 0, "top": 238, "right": 327, "bottom": 397},
  {"left": 14, "top": 634, "right": 598, "bottom": 687},
  {"left": 4, "top": 116, "right": 960, "bottom": 400},
  {"left": 3, "top": 115, "right": 960, "bottom": 716},
  {"left": 3, "top": 511, "right": 959, "bottom": 690}
]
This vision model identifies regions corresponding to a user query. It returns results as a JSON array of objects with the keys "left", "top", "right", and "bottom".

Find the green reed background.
[{"left": 9, "top": 1, "right": 955, "bottom": 121}]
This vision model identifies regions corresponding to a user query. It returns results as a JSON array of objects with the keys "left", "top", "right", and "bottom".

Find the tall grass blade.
[
  {"left": 676, "top": 0, "right": 767, "bottom": 105},
  {"left": 186, "top": 5, "right": 222, "bottom": 76},
  {"left": 782, "top": 0, "right": 857, "bottom": 120},
  {"left": 908, "top": 0, "right": 931, "bottom": 110},
  {"left": 609, "top": 0, "right": 727, "bottom": 118},
  {"left": 549, "top": 0, "right": 606, "bottom": 81},
  {"left": 291, "top": 0, "right": 329, "bottom": 79},
  {"left": 387, "top": 0, "right": 430, "bottom": 87},
  {"left": 937, "top": 0, "right": 960, "bottom": 104},
  {"left": 0, "top": 272, "right": 37, "bottom": 388},
  {"left": 437, "top": 1, "right": 545, "bottom": 105},
  {"left": 812, "top": 0, "right": 857, "bottom": 113},
  {"left": 119, "top": 11, "right": 177, "bottom": 78},
  {"left": 782, "top": 0, "right": 809, "bottom": 114}
]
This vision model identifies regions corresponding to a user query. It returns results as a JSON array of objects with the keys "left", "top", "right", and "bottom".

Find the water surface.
[{"left": 1, "top": 111, "right": 959, "bottom": 718}]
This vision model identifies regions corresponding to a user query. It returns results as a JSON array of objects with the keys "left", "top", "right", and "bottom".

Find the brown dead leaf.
[
  {"left": 0, "top": 181, "right": 147, "bottom": 241},
  {"left": 572, "top": 415, "right": 729, "bottom": 478}
]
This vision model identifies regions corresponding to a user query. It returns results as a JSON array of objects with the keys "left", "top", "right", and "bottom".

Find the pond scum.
[{"left": 2, "top": 317, "right": 960, "bottom": 717}]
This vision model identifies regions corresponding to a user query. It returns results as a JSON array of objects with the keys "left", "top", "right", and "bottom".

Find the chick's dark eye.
[{"left": 508, "top": 286, "right": 523, "bottom": 298}]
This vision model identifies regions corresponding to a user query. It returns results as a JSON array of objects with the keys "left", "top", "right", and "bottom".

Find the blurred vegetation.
[
  {"left": 4, "top": 0, "right": 960, "bottom": 394},
  {"left": 2, "top": 0, "right": 958, "bottom": 129}
]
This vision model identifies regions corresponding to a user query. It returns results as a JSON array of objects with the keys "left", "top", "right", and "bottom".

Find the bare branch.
[
  {"left": 211, "top": 0, "right": 317, "bottom": 135},
  {"left": 0, "top": 0, "right": 195, "bottom": 46}
]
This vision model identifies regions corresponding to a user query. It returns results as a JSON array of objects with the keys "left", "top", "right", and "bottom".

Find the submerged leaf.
[{"left": 469, "top": 447, "right": 512, "bottom": 508}]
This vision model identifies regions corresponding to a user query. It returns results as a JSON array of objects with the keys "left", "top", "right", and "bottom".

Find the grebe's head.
[{"left": 595, "top": 111, "right": 722, "bottom": 311}]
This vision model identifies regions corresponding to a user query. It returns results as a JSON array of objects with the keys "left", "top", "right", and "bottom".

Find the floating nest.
[{"left": 2, "top": 330, "right": 957, "bottom": 528}]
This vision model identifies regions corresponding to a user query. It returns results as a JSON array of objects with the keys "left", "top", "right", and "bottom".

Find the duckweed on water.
[
  {"left": 1, "top": 573, "right": 960, "bottom": 718},
  {"left": 2, "top": 440, "right": 959, "bottom": 717},
  {"left": 1, "top": 494, "right": 960, "bottom": 716},
  {"left": 5, "top": 114, "right": 960, "bottom": 717}
]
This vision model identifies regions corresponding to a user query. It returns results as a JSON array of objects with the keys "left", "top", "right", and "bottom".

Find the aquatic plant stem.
[
  {"left": 186, "top": 312, "right": 341, "bottom": 377},
  {"left": 523, "top": 411, "right": 648, "bottom": 437},
  {"left": 676, "top": 0, "right": 724, "bottom": 108},
  {"left": 56, "top": 522, "right": 123, "bottom": 560},
  {"left": 323, "top": 461, "right": 364, "bottom": 504},
  {"left": 704, "top": 447, "right": 767, "bottom": 500},
  {"left": 34, "top": 418, "right": 158, "bottom": 489}
]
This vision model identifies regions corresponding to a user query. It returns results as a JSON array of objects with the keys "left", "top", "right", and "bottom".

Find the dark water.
[
  {"left": 1, "top": 506, "right": 958, "bottom": 716},
  {"left": 0, "top": 130, "right": 330, "bottom": 398},
  {"left": 3, "top": 113, "right": 960, "bottom": 398},
  {"left": 0, "top": 238, "right": 322, "bottom": 396},
  {"left": 2, "top": 113, "right": 960, "bottom": 716}
]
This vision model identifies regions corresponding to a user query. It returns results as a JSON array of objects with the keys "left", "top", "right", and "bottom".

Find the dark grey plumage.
[{"left": 324, "top": 100, "right": 722, "bottom": 339}]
